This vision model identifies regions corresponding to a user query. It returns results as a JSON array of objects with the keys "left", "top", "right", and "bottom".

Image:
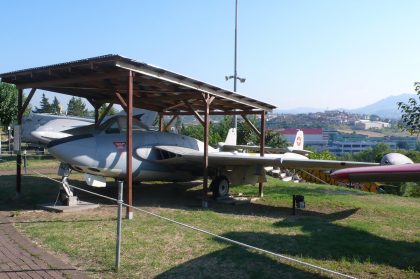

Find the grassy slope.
[{"left": 0, "top": 169, "right": 419, "bottom": 278}]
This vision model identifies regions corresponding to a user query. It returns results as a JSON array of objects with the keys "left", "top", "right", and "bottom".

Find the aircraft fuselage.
[{"left": 48, "top": 131, "right": 213, "bottom": 182}]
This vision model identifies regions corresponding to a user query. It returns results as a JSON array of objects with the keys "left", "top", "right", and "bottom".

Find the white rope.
[{"left": 23, "top": 168, "right": 357, "bottom": 279}]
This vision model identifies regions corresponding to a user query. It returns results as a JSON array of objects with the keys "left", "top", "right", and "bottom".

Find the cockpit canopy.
[{"left": 99, "top": 115, "right": 151, "bottom": 134}]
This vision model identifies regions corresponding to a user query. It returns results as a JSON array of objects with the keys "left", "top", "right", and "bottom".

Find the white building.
[{"left": 355, "top": 120, "right": 390, "bottom": 130}]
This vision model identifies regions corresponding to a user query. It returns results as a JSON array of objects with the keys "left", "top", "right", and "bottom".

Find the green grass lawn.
[
  {"left": 0, "top": 157, "right": 58, "bottom": 171},
  {"left": 0, "top": 169, "right": 419, "bottom": 278}
]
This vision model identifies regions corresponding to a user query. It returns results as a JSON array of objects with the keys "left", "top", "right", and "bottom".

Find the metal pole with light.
[{"left": 225, "top": 0, "right": 245, "bottom": 129}]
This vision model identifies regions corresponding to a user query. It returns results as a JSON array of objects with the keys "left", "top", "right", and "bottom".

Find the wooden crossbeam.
[
  {"left": 241, "top": 114, "right": 261, "bottom": 137},
  {"left": 115, "top": 92, "right": 127, "bottom": 112},
  {"left": 184, "top": 101, "right": 204, "bottom": 125},
  {"left": 19, "top": 88, "right": 36, "bottom": 118}
]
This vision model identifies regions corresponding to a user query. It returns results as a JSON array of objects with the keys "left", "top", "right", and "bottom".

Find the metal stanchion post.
[
  {"left": 23, "top": 150, "right": 27, "bottom": 174},
  {"left": 8, "top": 126, "right": 11, "bottom": 154},
  {"left": 116, "top": 180, "right": 123, "bottom": 271},
  {"left": 292, "top": 195, "right": 296, "bottom": 215}
]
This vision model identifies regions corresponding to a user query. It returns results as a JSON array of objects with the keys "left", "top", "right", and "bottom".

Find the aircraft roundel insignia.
[
  {"left": 114, "top": 141, "right": 126, "bottom": 151},
  {"left": 296, "top": 137, "right": 302, "bottom": 146}
]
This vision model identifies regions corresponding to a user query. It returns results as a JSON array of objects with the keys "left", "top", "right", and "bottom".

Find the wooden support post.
[
  {"left": 126, "top": 71, "right": 134, "bottom": 219},
  {"left": 259, "top": 111, "right": 266, "bottom": 197},
  {"left": 16, "top": 89, "right": 23, "bottom": 196},
  {"left": 159, "top": 113, "right": 164, "bottom": 132},
  {"left": 201, "top": 94, "right": 215, "bottom": 208},
  {"left": 202, "top": 95, "right": 210, "bottom": 208},
  {"left": 94, "top": 106, "right": 99, "bottom": 128}
]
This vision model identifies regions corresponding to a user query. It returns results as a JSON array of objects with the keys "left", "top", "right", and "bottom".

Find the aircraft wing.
[
  {"left": 154, "top": 146, "right": 378, "bottom": 169},
  {"left": 220, "top": 144, "right": 312, "bottom": 155},
  {"left": 221, "top": 144, "right": 288, "bottom": 153},
  {"left": 331, "top": 164, "right": 420, "bottom": 182}
]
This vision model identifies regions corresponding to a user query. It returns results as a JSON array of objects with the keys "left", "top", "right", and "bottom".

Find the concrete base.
[
  {"left": 38, "top": 201, "right": 99, "bottom": 213},
  {"left": 216, "top": 196, "right": 254, "bottom": 205},
  {"left": 202, "top": 200, "right": 208, "bottom": 208},
  {"left": 67, "top": 196, "right": 78, "bottom": 206},
  {"left": 126, "top": 211, "right": 134, "bottom": 220}
]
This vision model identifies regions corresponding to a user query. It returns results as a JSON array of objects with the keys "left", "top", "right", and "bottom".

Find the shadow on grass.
[
  {"left": 268, "top": 208, "right": 420, "bottom": 272},
  {"left": 157, "top": 208, "right": 419, "bottom": 278},
  {"left": 155, "top": 244, "right": 325, "bottom": 279}
]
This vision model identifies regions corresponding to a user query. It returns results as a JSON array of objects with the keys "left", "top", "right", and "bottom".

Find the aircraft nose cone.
[
  {"left": 381, "top": 153, "right": 414, "bottom": 165},
  {"left": 48, "top": 134, "right": 97, "bottom": 167}
]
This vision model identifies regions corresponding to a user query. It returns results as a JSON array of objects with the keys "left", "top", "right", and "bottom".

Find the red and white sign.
[{"left": 113, "top": 141, "right": 126, "bottom": 151}]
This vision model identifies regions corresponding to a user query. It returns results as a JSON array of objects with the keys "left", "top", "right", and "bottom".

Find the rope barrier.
[{"left": 20, "top": 167, "right": 357, "bottom": 279}]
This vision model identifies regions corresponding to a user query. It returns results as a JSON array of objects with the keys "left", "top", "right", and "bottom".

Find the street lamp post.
[{"left": 226, "top": 0, "right": 245, "bottom": 129}]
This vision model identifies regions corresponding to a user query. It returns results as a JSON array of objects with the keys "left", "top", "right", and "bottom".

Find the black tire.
[{"left": 211, "top": 176, "right": 230, "bottom": 198}]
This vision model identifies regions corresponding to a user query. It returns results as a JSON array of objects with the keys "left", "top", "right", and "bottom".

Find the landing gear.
[
  {"left": 211, "top": 176, "right": 230, "bottom": 198},
  {"left": 57, "top": 163, "right": 78, "bottom": 206}
]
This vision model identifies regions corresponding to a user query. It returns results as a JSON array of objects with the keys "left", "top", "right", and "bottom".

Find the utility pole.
[{"left": 226, "top": 0, "right": 245, "bottom": 129}]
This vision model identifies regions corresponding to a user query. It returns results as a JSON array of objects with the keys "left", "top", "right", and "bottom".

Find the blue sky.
[{"left": 1, "top": 0, "right": 419, "bottom": 111}]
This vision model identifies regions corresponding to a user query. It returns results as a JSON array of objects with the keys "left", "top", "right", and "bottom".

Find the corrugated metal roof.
[{"left": 0, "top": 54, "right": 276, "bottom": 113}]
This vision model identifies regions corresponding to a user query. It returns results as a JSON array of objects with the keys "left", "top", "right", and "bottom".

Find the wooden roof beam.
[{"left": 16, "top": 71, "right": 127, "bottom": 89}]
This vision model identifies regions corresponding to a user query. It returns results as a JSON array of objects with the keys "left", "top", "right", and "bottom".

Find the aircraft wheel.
[{"left": 211, "top": 176, "right": 230, "bottom": 198}]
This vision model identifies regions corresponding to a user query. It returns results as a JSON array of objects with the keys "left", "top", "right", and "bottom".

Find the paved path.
[{"left": 0, "top": 214, "right": 89, "bottom": 279}]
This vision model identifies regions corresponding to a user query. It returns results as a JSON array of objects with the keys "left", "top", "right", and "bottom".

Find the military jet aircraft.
[
  {"left": 331, "top": 153, "right": 420, "bottom": 182},
  {"left": 22, "top": 109, "right": 157, "bottom": 145},
  {"left": 47, "top": 115, "right": 388, "bottom": 199},
  {"left": 22, "top": 113, "right": 94, "bottom": 145}
]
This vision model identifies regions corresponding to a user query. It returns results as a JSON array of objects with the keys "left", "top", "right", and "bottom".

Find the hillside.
[
  {"left": 275, "top": 93, "right": 417, "bottom": 119},
  {"left": 348, "top": 93, "right": 416, "bottom": 119}
]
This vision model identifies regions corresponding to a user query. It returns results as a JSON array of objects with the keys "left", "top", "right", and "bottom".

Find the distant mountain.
[
  {"left": 347, "top": 94, "right": 416, "bottom": 119},
  {"left": 274, "top": 94, "right": 417, "bottom": 119}
]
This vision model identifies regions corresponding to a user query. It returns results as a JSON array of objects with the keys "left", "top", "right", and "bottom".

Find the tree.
[
  {"left": 396, "top": 141, "right": 409, "bottom": 150},
  {"left": 353, "top": 143, "right": 392, "bottom": 163},
  {"left": 50, "top": 97, "right": 61, "bottom": 115},
  {"left": 237, "top": 117, "right": 259, "bottom": 145},
  {"left": 0, "top": 82, "right": 32, "bottom": 130},
  {"left": 265, "top": 130, "right": 288, "bottom": 148},
  {"left": 398, "top": 84, "right": 420, "bottom": 135},
  {"left": 34, "top": 93, "right": 52, "bottom": 113},
  {"left": 67, "top": 97, "right": 88, "bottom": 117},
  {"left": 0, "top": 82, "right": 17, "bottom": 130},
  {"left": 309, "top": 150, "right": 337, "bottom": 160},
  {"left": 98, "top": 103, "right": 118, "bottom": 117}
]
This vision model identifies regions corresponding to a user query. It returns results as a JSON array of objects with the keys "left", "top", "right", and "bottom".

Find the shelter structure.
[{"left": 0, "top": 54, "right": 276, "bottom": 218}]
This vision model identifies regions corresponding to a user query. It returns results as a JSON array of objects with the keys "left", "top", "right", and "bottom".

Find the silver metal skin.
[{"left": 47, "top": 116, "right": 381, "bottom": 190}]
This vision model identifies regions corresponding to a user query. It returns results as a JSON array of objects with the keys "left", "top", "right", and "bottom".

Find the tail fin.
[
  {"left": 292, "top": 130, "right": 304, "bottom": 150},
  {"left": 224, "top": 128, "right": 237, "bottom": 145}
]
